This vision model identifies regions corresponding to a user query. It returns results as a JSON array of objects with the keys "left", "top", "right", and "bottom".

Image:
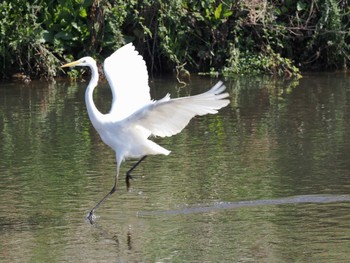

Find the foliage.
[
  {"left": 0, "top": 0, "right": 59, "bottom": 79},
  {"left": 0, "top": 0, "right": 349, "bottom": 80}
]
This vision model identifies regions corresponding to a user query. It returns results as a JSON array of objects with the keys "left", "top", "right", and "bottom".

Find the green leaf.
[
  {"left": 82, "top": 0, "right": 94, "bottom": 8},
  {"left": 214, "top": 3, "right": 222, "bottom": 20},
  {"left": 42, "top": 30, "right": 54, "bottom": 43},
  {"left": 223, "top": 10, "right": 233, "bottom": 18},
  {"left": 55, "top": 31, "right": 73, "bottom": 40},
  {"left": 79, "top": 8, "right": 87, "bottom": 18},
  {"left": 297, "top": 1, "right": 307, "bottom": 11}
]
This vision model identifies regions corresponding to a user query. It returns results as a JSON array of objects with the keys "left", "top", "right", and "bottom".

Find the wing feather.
[
  {"left": 125, "top": 81, "right": 230, "bottom": 137},
  {"left": 104, "top": 43, "right": 151, "bottom": 121}
]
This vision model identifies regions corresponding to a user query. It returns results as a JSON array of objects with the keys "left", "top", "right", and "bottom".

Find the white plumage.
[
  {"left": 61, "top": 43, "right": 230, "bottom": 222},
  {"left": 104, "top": 43, "right": 151, "bottom": 120}
]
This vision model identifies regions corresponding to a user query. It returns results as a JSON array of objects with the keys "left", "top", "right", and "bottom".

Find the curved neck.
[{"left": 85, "top": 63, "right": 104, "bottom": 128}]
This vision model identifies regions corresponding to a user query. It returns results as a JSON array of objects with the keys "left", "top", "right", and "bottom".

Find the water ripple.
[{"left": 138, "top": 194, "right": 350, "bottom": 216}]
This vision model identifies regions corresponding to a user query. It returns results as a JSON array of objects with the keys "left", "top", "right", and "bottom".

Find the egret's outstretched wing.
[
  {"left": 126, "top": 81, "right": 230, "bottom": 137},
  {"left": 104, "top": 43, "right": 151, "bottom": 121}
]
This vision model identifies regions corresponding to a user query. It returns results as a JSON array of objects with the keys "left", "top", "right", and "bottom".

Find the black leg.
[
  {"left": 86, "top": 156, "right": 148, "bottom": 224},
  {"left": 126, "top": 156, "right": 147, "bottom": 190},
  {"left": 87, "top": 166, "right": 120, "bottom": 224},
  {"left": 87, "top": 185, "right": 116, "bottom": 224}
]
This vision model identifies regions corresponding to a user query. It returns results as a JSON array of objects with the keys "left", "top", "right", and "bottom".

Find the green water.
[{"left": 0, "top": 74, "right": 350, "bottom": 262}]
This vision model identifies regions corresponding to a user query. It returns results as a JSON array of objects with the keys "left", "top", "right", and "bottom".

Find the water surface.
[{"left": 1, "top": 74, "right": 350, "bottom": 262}]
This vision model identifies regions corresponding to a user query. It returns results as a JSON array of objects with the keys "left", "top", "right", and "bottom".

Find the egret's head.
[{"left": 61, "top": 56, "right": 95, "bottom": 68}]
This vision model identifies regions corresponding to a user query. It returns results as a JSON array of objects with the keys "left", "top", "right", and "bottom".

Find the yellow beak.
[{"left": 61, "top": 60, "right": 81, "bottom": 68}]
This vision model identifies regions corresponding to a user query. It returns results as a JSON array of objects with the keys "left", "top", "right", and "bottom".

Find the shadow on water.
[
  {"left": 138, "top": 194, "right": 350, "bottom": 216},
  {"left": 88, "top": 192, "right": 350, "bottom": 262},
  {"left": 1, "top": 74, "right": 350, "bottom": 262}
]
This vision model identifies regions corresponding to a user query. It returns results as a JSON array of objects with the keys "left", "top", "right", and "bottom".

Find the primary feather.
[
  {"left": 126, "top": 81, "right": 230, "bottom": 137},
  {"left": 104, "top": 43, "right": 151, "bottom": 120},
  {"left": 101, "top": 45, "right": 230, "bottom": 160}
]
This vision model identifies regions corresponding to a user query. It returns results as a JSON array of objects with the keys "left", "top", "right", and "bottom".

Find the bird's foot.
[
  {"left": 86, "top": 210, "right": 96, "bottom": 225},
  {"left": 126, "top": 173, "right": 134, "bottom": 191}
]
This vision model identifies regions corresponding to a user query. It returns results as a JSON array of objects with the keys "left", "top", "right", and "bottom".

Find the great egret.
[{"left": 62, "top": 43, "right": 230, "bottom": 222}]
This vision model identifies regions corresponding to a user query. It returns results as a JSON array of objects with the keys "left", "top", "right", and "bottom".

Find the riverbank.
[{"left": 1, "top": 1, "right": 349, "bottom": 80}]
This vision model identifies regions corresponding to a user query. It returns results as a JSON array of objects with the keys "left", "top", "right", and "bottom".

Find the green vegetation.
[{"left": 0, "top": 0, "right": 349, "bottom": 80}]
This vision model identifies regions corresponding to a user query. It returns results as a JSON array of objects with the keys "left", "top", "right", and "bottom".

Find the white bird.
[{"left": 61, "top": 43, "right": 230, "bottom": 222}]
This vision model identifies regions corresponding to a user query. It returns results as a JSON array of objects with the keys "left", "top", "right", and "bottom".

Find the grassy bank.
[{"left": 0, "top": 0, "right": 349, "bottom": 80}]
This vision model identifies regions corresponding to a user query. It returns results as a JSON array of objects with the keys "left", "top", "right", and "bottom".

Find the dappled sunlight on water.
[{"left": 1, "top": 74, "right": 350, "bottom": 262}]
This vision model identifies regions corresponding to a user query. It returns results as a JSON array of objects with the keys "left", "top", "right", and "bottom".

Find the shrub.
[{"left": 0, "top": 0, "right": 348, "bottom": 79}]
